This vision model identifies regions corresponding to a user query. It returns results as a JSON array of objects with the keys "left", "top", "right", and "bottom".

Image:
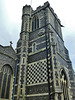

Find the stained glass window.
[{"left": 0, "top": 64, "right": 13, "bottom": 99}]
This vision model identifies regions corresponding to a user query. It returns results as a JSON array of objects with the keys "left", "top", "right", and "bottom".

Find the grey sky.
[{"left": 0, "top": 0, "right": 75, "bottom": 71}]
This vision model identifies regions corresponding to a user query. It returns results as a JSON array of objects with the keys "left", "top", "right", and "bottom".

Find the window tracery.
[
  {"left": 60, "top": 69, "right": 70, "bottom": 100},
  {"left": 0, "top": 64, "right": 13, "bottom": 99},
  {"left": 32, "top": 16, "right": 39, "bottom": 31}
]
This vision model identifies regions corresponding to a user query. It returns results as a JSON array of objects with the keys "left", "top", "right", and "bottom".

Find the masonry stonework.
[
  {"left": 0, "top": 1, "right": 75, "bottom": 100},
  {"left": 14, "top": 1, "right": 75, "bottom": 100}
]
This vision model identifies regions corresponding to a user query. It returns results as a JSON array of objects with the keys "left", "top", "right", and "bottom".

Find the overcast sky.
[{"left": 0, "top": 0, "right": 75, "bottom": 71}]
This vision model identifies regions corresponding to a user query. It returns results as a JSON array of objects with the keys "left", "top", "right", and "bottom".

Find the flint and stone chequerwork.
[{"left": 0, "top": 1, "right": 75, "bottom": 100}]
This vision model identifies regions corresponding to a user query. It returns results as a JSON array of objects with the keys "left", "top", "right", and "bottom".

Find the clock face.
[{"left": 38, "top": 28, "right": 45, "bottom": 36}]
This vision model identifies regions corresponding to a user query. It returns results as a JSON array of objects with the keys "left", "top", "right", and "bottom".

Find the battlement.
[
  {"left": 22, "top": 1, "right": 61, "bottom": 25},
  {"left": 22, "top": 5, "right": 33, "bottom": 15}
]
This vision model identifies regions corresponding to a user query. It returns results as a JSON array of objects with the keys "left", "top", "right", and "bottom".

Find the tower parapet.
[{"left": 22, "top": 5, "right": 32, "bottom": 16}]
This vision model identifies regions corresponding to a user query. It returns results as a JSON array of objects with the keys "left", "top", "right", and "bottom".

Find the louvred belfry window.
[{"left": 32, "top": 16, "right": 39, "bottom": 31}]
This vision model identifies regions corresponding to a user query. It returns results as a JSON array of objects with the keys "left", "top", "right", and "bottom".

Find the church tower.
[{"left": 14, "top": 1, "right": 75, "bottom": 100}]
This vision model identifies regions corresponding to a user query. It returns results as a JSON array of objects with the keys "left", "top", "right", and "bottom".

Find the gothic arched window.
[
  {"left": 0, "top": 64, "right": 13, "bottom": 99},
  {"left": 60, "top": 69, "right": 70, "bottom": 100},
  {"left": 32, "top": 43, "right": 36, "bottom": 52},
  {"left": 32, "top": 16, "right": 39, "bottom": 31}
]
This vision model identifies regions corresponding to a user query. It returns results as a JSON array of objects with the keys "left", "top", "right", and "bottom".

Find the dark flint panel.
[
  {"left": 26, "top": 83, "right": 48, "bottom": 95},
  {"left": 29, "top": 36, "right": 45, "bottom": 47},
  {"left": 37, "top": 42, "right": 46, "bottom": 50},
  {"left": 69, "top": 75, "right": 74, "bottom": 80},
  {"left": 69, "top": 71, "right": 72, "bottom": 75},
  {"left": 28, "top": 48, "right": 32, "bottom": 53},
  {"left": 28, "top": 50, "right": 46, "bottom": 63},
  {"left": 26, "top": 95, "right": 49, "bottom": 100},
  {"left": 57, "top": 54, "right": 67, "bottom": 67},
  {"left": 70, "top": 88, "right": 75, "bottom": 92},
  {"left": 67, "top": 63, "right": 72, "bottom": 69},
  {"left": 40, "top": 17, "right": 45, "bottom": 27},
  {"left": 29, "top": 30, "right": 39, "bottom": 41},
  {"left": 70, "top": 82, "right": 75, "bottom": 87}
]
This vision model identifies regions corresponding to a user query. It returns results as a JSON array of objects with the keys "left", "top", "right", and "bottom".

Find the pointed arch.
[
  {"left": 60, "top": 68, "right": 70, "bottom": 100},
  {"left": 1, "top": 64, "right": 13, "bottom": 74},
  {"left": 32, "top": 16, "right": 39, "bottom": 31},
  {"left": 32, "top": 42, "right": 37, "bottom": 52},
  {"left": 0, "top": 64, "right": 13, "bottom": 99}
]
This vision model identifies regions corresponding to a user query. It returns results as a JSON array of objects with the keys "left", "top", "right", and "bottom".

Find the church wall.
[{"left": 0, "top": 45, "right": 16, "bottom": 100}]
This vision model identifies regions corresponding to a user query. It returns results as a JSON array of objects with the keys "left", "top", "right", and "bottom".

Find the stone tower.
[{"left": 14, "top": 1, "right": 75, "bottom": 100}]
